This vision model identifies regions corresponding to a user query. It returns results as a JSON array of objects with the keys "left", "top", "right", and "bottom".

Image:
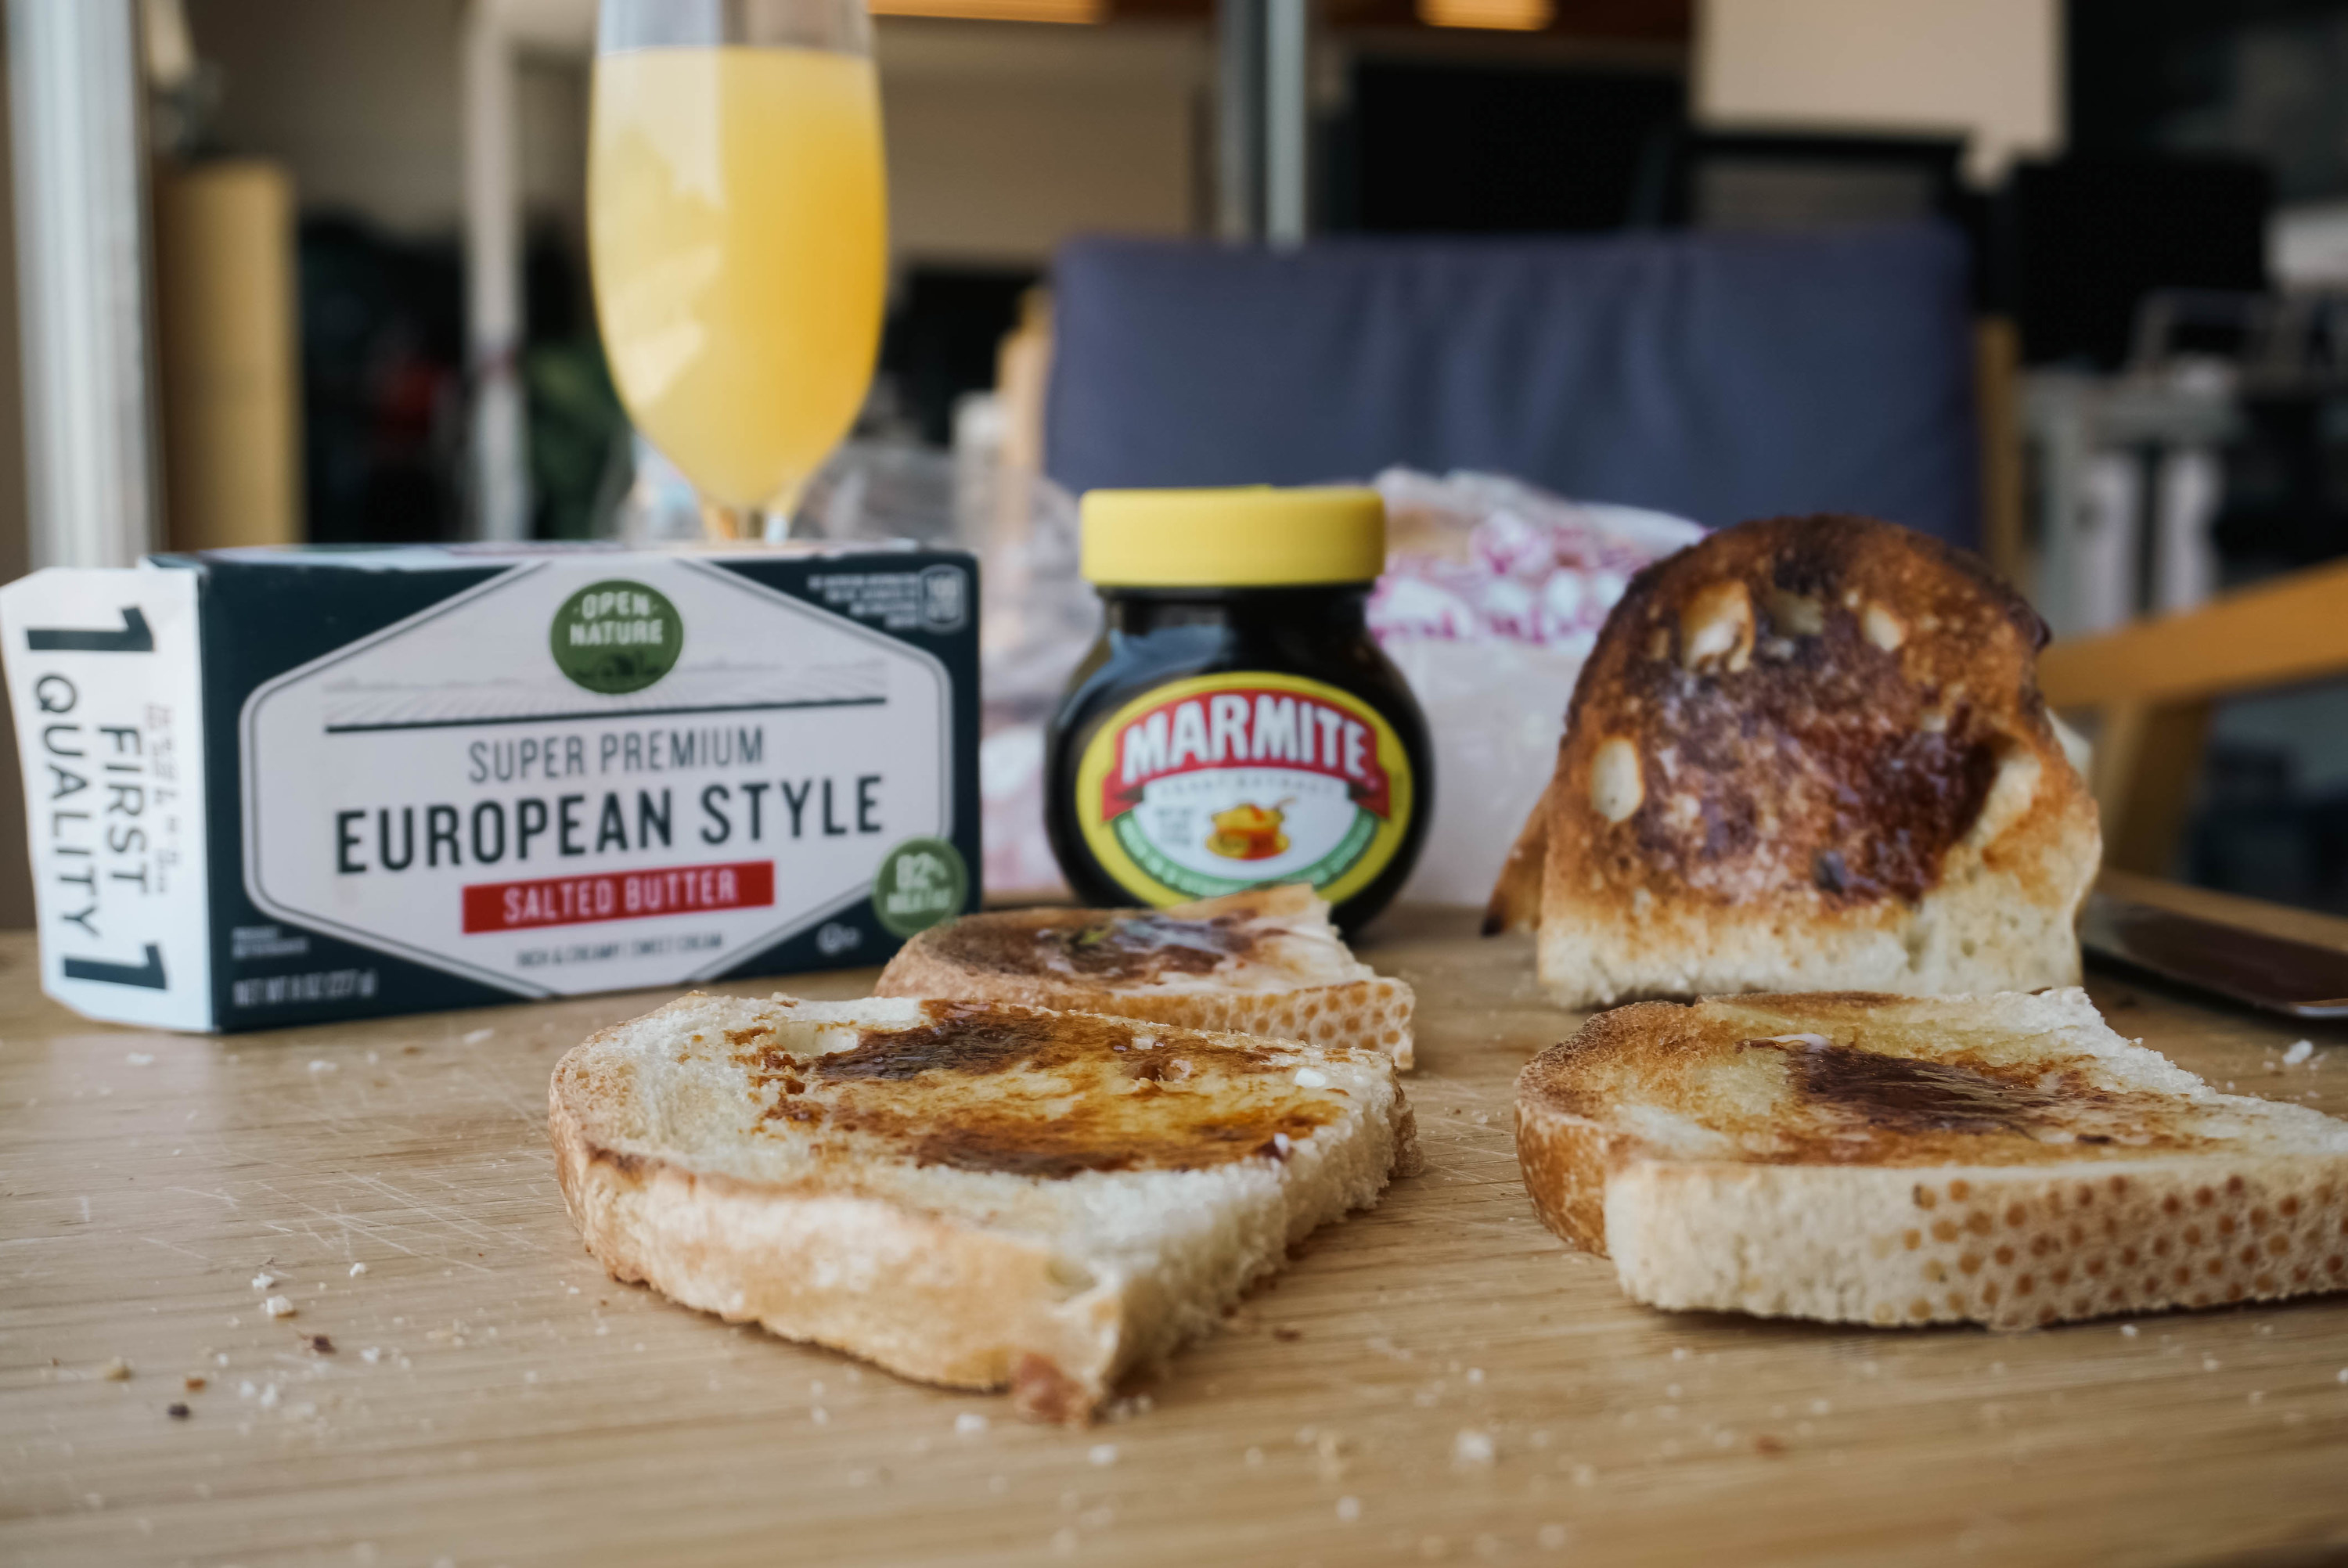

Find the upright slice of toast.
[
  {"left": 551, "top": 992, "right": 1413, "bottom": 1420},
  {"left": 1515, "top": 989, "right": 2348, "bottom": 1329},
  {"left": 1487, "top": 514, "right": 2100, "bottom": 1007},
  {"left": 875, "top": 884, "right": 1417, "bottom": 1068}
]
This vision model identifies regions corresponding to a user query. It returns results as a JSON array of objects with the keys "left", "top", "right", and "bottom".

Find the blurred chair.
[
  {"left": 2039, "top": 557, "right": 2348, "bottom": 875},
  {"left": 1044, "top": 223, "right": 1982, "bottom": 547}
]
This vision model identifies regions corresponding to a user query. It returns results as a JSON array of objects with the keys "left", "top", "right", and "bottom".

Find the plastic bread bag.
[{"left": 1367, "top": 469, "right": 1703, "bottom": 908}]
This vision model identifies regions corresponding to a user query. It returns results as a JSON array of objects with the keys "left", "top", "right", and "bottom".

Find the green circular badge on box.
[
  {"left": 551, "top": 579, "right": 682, "bottom": 695},
  {"left": 873, "top": 836, "right": 969, "bottom": 937}
]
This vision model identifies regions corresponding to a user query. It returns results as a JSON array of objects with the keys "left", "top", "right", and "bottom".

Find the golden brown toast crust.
[
  {"left": 1515, "top": 991, "right": 2348, "bottom": 1329},
  {"left": 1491, "top": 515, "right": 2098, "bottom": 1002}
]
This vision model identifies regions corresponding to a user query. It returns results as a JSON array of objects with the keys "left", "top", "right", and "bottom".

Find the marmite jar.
[{"left": 1043, "top": 486, "right": 1431, "bottom": 932}]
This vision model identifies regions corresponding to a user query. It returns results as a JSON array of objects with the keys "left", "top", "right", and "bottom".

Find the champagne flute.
[{"left": 589, "top": 0, "right": 888, "bottom": 540}]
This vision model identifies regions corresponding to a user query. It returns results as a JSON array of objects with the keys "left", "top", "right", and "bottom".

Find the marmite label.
[{"left": 1071, "top": 671, "right": 1414, "bottom": 907}]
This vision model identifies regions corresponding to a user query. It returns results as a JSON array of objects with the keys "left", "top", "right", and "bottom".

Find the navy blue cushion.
[{"left": 1045, "top": 225, "right": 1980, "bottom": 548}]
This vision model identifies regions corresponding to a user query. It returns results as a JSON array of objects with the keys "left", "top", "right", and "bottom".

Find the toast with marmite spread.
[
  {"left": 1515, "top": 989, "right": 2348, "bottom": 1329},
  {"left": 1486, "top": 515, "right": 2098, "bottom": 1008},
  {"left": 876, "top": 884, "right": 1417, "bottom": 1068},
  {"left": 550, "top": 992, "right": 1414, "bottom": 1421}
]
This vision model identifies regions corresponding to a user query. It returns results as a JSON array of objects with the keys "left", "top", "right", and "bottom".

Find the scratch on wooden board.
[
  {"left": 244, "top": 1180, "right": 495, "bottom": 1272},
  {"left": 163, "top": 1187, "right": 241, "bottom": 1208},
  {"left": 141, "top": 1235, "right": 213, "bottom": 1261}
]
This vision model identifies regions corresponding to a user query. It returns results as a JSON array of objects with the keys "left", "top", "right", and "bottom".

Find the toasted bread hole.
[
  {"left": 1923, "top": 1260, "right": 1948, "bottom": 1283},
  {"left": 2240, "top": 1246, "right": 2259, "bottom": 1266},
  {"left": 2173, "top": 1267, "right": 2191, "bottom": 1286},
  {"left": 1680, "top": 580, "right": 1754, "bottom": 672},
  {"left": 2226, "top": 1283, "right": 2245, "bottom": 1302},
  {"left": 1766, "top": 588, "right": 1826, "bottom": 636},
  {"left": 2153, "top": 1237, "right": 2172, "bottom": 1257},
  {"left": 2295, "top": 1266, "right": 2312, "bottom": 1283},
  {"left": 2015, "top": 1275, "right": 2035, "bottom": 1296},
  {"left": 1947, "top": 1293, "right": 1967, "bottom": 1313},
  {"left": 2254, "top": 1273, "right": 2275, "bottom": 1293},
  {"left": 1382, "top": 1030, "right": 1400, "bottom": 1045},
  {"left": 1965, "top": 1212, "right": 1992, "bottom": 1236},
  {"left": 2218, "top": 1215, "right": 2236, "bottom": 1236},
  {"left": 1932, "top": 1220, "right": 1959, "bottom": 1243},
  {"left": 1948, "top": 1180, "right": 1971, "bottom": 1202},
  {"left": 2005, "top": 1204, "right": 2026, "bottom": 1228},
  {"left": 1590, "top": 737, "right": 1644, "bottom": 824},
  {"left": 2330, "top": 1256, "right": 2346, "bottom": 1275},
  {"left": 2110, "top": 1176, "right": 2130, "bottom": 1194},
  {"left": 1903, "top": 1229, "right": 1922, "bottom": 1250},
  {"left": 2227, "top": 1174, "right": 2245, "bottom": 1195},
  {"left": 2162, "top": 1196, "right": 2181, "bottom": 1216},
  {"left": 2267, "top": 1235, "right": 2289, "bottom": 1255},
  {"left": 1959, "top": 1253, "right": 1982, "bottom": 1275},
  {"left": 2205, "top": 1259, "right": 2224, "bottom": 1278},
  {"left": 2067, "top": 1224, "right": 2084, "bottom": 1246},
  {"left": 2029, "top": 1236, "right": 2052, "bottom": 1257},
  {"left": 2037, "top": 1306, "right": 2058, "bottom": 1325},
  {"left": 1993, "top": 1246, "right": 2015, "bottom": 1266},
  {"left": 2279, "top": 1196, "right": 2300, "bottom": 1217},
  {"left": 2249, "top": 1207, "right": 2268, "bottom": 1228},
  {"left": 1908, "top": 1297, "right": 1932, "bottom": 1320},
  {"left": 2183, "top": 1225, "right": 2202, "bottom": 1246},
  {"left": 2076, "top": 1185, "right": 2094, "bottom": 1207},
  {"left": 2053, "top": 1264, "right": 2074, "bottom": 1286},
  {"left": 1914, "top": 1187, "right": 1938, "bottom": 1210},
  {"left": 2085, "top": 1257, "right": 2105, "bottom": 1277},
  {"left": 2120, "top": 1246, "right": 2139, "bottom": 1265},
  {"left": 1871, "top": 1304, "right": 1896, "bottom": 1325},
  {"left": 1982, "top": 1282, "right": 2001, "bottom": 1304},
  {"left": 2195, "top": 1187, "right": 2214, "bottom": 1207}
]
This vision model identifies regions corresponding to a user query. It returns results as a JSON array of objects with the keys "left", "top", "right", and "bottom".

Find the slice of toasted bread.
[
  {"left": 1515, "top": 989, "right": 2348, "bottom": 1329},
  {"left": 874, "top": 884, "right": 1417, "bottom": 1068},
  {"left": 550, "top": 992, "right": 1414, "bottom": 1420},
  {"left": 1487, "top": 514, "right": 2100, "bottom": 1007}
]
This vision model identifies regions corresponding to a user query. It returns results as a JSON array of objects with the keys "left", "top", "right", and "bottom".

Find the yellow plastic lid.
[{"left": 1079, "top": 486, "right": 1387, "bottom": 588}]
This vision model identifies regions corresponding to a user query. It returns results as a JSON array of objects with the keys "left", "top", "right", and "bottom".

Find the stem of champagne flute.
[{"left": 697, "top": 499, "right": 747, "bottom": 541}]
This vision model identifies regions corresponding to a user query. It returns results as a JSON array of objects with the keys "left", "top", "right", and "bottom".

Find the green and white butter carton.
[{"left": 0, "top": 543, "right": 981, "bottom": 1031}]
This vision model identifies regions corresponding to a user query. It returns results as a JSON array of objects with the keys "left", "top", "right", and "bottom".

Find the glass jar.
[{"left": 1044, "top": 487, "right": 1431, "bottom": 932}]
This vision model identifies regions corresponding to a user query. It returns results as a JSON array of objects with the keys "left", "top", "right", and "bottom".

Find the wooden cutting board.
[{"left": 3, "top": 911, "right": 2347, "bottom": 1566}]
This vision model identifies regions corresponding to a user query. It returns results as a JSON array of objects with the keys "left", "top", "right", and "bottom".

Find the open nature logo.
[{"left": 551, "top": 580, "right": 682, "bottom": 695}]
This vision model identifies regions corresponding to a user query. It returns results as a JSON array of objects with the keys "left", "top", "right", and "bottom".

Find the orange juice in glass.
[{"left": 590, "top": 0, "right": 886, "bottom": 535}]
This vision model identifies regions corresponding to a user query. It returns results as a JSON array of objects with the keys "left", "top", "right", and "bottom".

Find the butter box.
[{"left": 0, "top": 543, "right": 981, "bottom": 1031}]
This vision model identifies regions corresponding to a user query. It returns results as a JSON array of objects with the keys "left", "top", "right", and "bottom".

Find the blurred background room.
[{"left": 4, "top": 0, "right": 2348, "bottom": 920}]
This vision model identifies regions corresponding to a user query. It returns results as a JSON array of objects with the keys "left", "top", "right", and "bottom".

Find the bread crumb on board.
[
  {"left": 1453, "top": 1430, "right": 1497, "bottom": 1467},
  {"left": 262, "top": 1296, "right": 296, "bottom": 1319}
]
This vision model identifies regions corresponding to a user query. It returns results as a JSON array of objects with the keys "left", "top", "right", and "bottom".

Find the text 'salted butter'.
[{"left": 0, "top": 544, "right": 981, "bottom": 1031}]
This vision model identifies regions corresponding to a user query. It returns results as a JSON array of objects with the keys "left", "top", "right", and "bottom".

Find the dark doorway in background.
[
  {"left": 1328, "top": 59, "right": 1684, "bottom": 235},
  {"left": 879, "top": 266, "right": 1041, "bottom": 448}
]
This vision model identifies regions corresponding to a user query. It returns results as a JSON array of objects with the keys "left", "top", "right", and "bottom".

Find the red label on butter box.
[{"left": 463, "top": 861, "right": 776, "bottom": 933}]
